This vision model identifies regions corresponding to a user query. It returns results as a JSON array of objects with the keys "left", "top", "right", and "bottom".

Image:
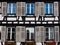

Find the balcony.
[{"left": 0, "top": 16, "right": 59, "bottom": 26}]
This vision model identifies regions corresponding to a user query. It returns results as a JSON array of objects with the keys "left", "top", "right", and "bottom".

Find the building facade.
[{"left": 0, "top": 1, "right": 59, "bottom": 45}]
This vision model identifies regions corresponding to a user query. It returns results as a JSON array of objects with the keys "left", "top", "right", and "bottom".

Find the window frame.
[
  {"left": 7, "top": 27, "right": 16, "bottom": 41},
  {"left": 45, "top": 27, "right": 54, "bottom": 41},
  {"left": 26, "top": 27, "right": 35, "bottom": 41}
]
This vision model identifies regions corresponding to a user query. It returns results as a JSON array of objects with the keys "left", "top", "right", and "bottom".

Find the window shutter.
[
  {"left": 16, "top": 2, "right": 21, "bottom": 16},
  {"left": 54, "top": 26, "right": 59, "bottom": 42},
  {"left": 35, "top": 2, "right": 39, "bottom": 16},
  {"left": 40, "top": 26, "right": 45, "bottom": 42},
  {"left": 40, "top": 2, "right": 45, "bottom": 16},
  {"left": 1, "top": 26, "right": 6, "bottom": 42},
  {"left": 21, "top": 2, "right": 25, "bottom": 16},
  {"left": 16, "top": 2, "right": 25, "bottom": 16},
  {"left": 54, "top": 2, "right": 59, "bottom": 16},
  {"left": 0, "top": 2, "right": 2, "bottom": 13},
  {"left": 16, "top": 26, "right": 20, "bottom": 42},
  {"left": 2, "top": 2, "right": 7, "bottom": 16},
  {"left": 35, "top": 2, "right": 44, "bottom": 16},
  {"left": 16, "top": 26, "right": 25, "bottom": 42},
  {"left": 35, "top": 26, "right": 45, "bottom": 42}
]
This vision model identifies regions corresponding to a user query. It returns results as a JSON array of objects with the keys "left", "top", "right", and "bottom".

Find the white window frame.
[
  {"left": 26, "top": 27, "right": 34, "bottom": 40},
  {"left": 7, "top": 27, "right": 15, "bottom": 41}
]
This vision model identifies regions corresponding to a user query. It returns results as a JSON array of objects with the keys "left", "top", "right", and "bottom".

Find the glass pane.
[
  {"left": 12, "top": 28, "right": 15, "bottom": 41},
  {"left": 8, "top": 33, "right": 10, "bottom": 40},
  {"left": 50, "top": 32, "right": 54, "bottom": 39},
  {"left": 12, "top": 33, "right": 15, "bottom": 41},
  {"left": 31, "top": 33, "right": 34, "bottom": 40},
  {"left": 26, "top": 4, "right": 30, "bottom": 14},
  {"left": 31, "top": 4, "right": 34, "bottom": 15},
  {"left": 8, "top": 28, "right": 10, "bottom": 32},
  {"left": 50, "top": 4, "right": 53, "bottom": 14},
  {"left": 12, "top": 28, "right": 15, "bottom": 32},
  {"left": 13, "top": 3, "right": 16, "bottom": 14},
  {"left": 7, "top": 3, "right": 11, "bottom": 14},
  {"left": 45, "top": 3, "right": 48, "bottom": 14},
  {"left": 27, "top": 30, "right": 29, "bottom": 40}
]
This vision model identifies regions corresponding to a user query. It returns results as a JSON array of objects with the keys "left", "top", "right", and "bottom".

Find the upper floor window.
[
  {"left": 26, "top": 3, "right": 35, "bottom": 15},
  {"left": 45, "top": 3, "right": 53, "bottom": 15},
  {"left": 7, "top": 3, "right": 16, "bottom": 15}
]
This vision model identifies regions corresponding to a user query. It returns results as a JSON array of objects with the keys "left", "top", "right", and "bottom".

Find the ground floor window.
[
  {"left": 7, "top": 27, "right": 16, "bottom": 41},
  {"left": 45, "top": 27, "right": 54, "bottom": 41},
  {"left": 26, "top": 27, "right": 34, "bottom": 41}
]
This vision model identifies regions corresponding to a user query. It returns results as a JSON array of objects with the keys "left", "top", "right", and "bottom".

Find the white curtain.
[
  {"left": 36, "top": 42, "right": 42, "bottom": 45},
  {"left": 16, "top": 42, "right": 21, "bottom": 45}
]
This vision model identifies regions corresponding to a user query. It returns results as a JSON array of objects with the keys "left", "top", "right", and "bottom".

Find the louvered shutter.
[
  {"left": 39, "top": 2, "right": 45, "bottom": 16},
  {"left": 41, "top": 26, "right": 45, "bottom": 42},
  {"left": 35, "top": 26, "right": 45, "bottom": 42},
  {"left": 35, "top": 2, "right": 39, "bottom": 16},
  {"left": 21, "top": 2, "right": 25, "bottom": 16},
  {"left": 16, "top": 2, "right": 25, "bottom": 16},
  {"left": 0, "top": 2, "right": 2, "bottom": 13},
  {"left": 54, "top": 26, "right": 59, "bottom": 42},
  {"left": 16, "top": 26, "right": 25, "bottom": 42},
  {"left": 2, "top": 2, "right": 7, "bottom": 16},
  {"left": 1, "top": 26, "right": 6, "bottom": 42},
  {"left": 16, "top": 26, "right": 20, "bottom": 42},
  {"left": 54, "top": 2, "right": 59, "bottom": 16},
  {"left": 35, "top": 2, "right": 45, "bottom": 16}
]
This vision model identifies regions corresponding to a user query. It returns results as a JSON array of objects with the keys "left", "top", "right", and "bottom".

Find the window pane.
[
  {"left": 7, "top": 3, "right": 11, "bottom": 14},
  {"left": 12, "top": 33, "right": 15, "bottom": 41},
  {"left": 12, "top": 28, "right": 15, "bottom": 41},
  {"left": 8, "top": 33, "right": 10, "bottom": 40},
  {"left": 31, "top": 4, "right": 34, "bottom": 14},
  {"left": 31, "top": 33, "right": 34, "bottom": 40},
  {"left": 50, "top": 4, "right": 53, "bottom": 14},
  {"left": 13, "top": 3, "right": 16, "bottom": 14},
  {"left": 45, "top": 3, "right": 48, "bottom": 14}
]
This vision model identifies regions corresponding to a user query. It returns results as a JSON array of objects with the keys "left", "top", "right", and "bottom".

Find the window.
[
  {"left": 46, "top": 27, "right": 54, "bottom": 41},
  {"left": 26, "top": 27, "right": 34, "bottom": 41},
  {"left": 45, "top": 3, "right": 53, "bottom": 15},
  {"left": 7, "top": 27, "right": 16, "bottom": 41},
  {"left": 26, "top": 3, "right": 34, "bottom": 15},
  {"left": 7, "top": 3, "right": 16, "bottom": 15}
]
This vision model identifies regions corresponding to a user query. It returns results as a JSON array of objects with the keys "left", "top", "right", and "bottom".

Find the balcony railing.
[{"left": 0, "top": 16, "right": 59, "bottom": 26}]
